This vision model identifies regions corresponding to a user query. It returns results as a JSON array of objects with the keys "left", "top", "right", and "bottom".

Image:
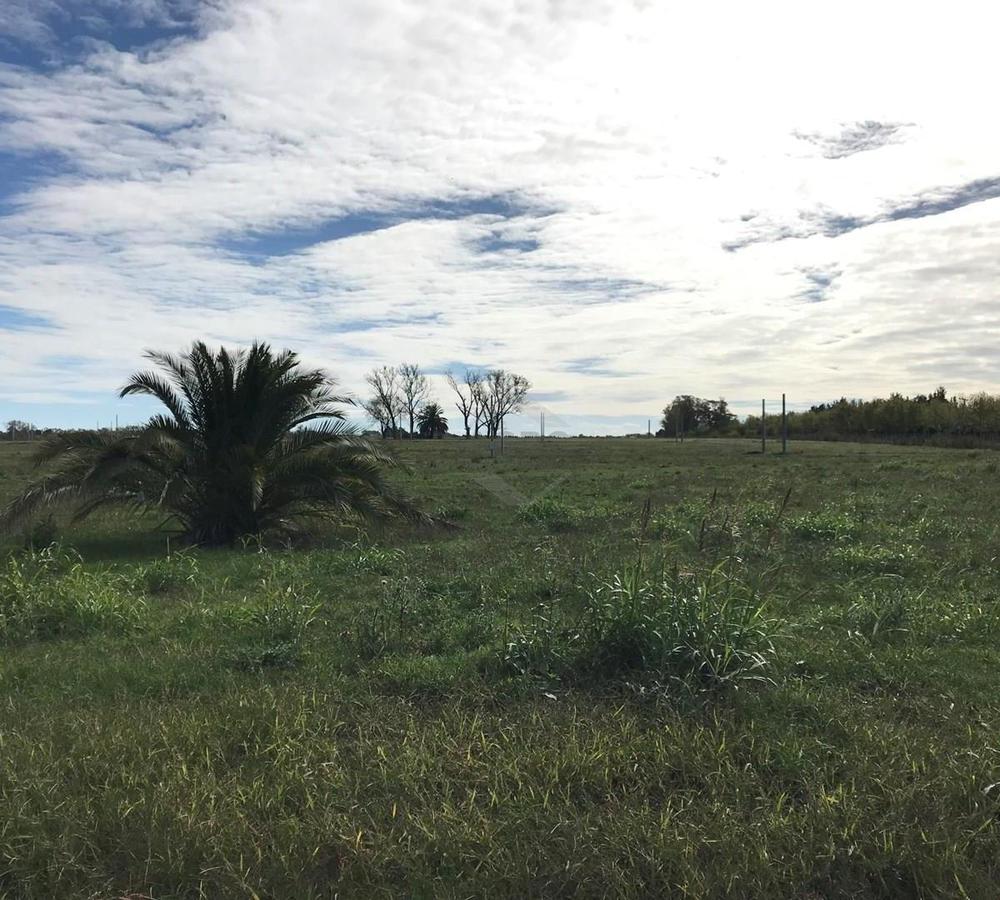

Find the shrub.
[
  {"left": 0, "top": 342, "right": 426, "bottom": 546},
  {"left": 0, "top": 545, "right": 144, "bottom": 643}
]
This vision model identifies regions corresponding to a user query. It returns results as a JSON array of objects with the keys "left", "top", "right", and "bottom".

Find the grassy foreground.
[{"left": 2, "top": 437, "right": 1000, "bottom": 898}]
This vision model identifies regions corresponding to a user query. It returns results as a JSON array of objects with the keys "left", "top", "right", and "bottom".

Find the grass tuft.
[
  {"left": 504, "top": 556, "right": 778, "bottom": 688},
  {"left": 517, "top": 497, "right": 581, "bottom": 531}
]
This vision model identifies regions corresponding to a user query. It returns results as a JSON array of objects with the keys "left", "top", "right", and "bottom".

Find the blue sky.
[{"left": 1, "top": 0, "right": 1000, "bottom": 434}]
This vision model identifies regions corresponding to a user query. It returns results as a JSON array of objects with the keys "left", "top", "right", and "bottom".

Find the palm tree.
[
  {"left": 0, "top": 341, "right": 426, "bottom": 545},
  {"left": 416, "top": 402, "right": 448, "bottom": 439}
]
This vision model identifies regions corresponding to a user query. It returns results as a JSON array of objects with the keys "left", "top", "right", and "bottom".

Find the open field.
[{"left": 2, "top": 437, "right": 1000, "bottom": 898}]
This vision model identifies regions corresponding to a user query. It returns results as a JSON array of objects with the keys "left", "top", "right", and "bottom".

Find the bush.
[{"left": 0, "top": 545, "right": 144, "bottom": 643}]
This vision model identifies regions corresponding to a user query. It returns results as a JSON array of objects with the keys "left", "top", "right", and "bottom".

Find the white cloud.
[{"left": 1, "top": 0, "right": 1000, "bottom": 431}]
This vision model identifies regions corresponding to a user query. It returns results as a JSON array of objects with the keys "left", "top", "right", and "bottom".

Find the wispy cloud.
[
  {"left": 796, "top": 267, "right": 841, "bottom": 304},
  {"left": 793, "top": 121, "right": 908, "bottom": 159},
  {"left": 725, "top": 176, "right": 1000, "bottom": 250}
]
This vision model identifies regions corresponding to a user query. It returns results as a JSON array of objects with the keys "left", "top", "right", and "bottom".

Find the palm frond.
[{"left": 120, "top": 371, "right": 190, "bottom": 427}]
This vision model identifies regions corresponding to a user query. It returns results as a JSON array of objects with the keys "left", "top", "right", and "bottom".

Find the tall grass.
[
  {"left": 2, "top": 438, "right": 999, "bottom": 897},
  {"left": 504, "top": 552, "right": 778, "bottom": 688},
  {"left": 0, "top": 545, "right": 144, "bottom": 642},
  {"left": 578, "top": 560, "right": 777, "bottom": 685}
]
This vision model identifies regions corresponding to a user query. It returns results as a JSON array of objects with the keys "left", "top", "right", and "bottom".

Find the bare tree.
[
  {"left": 445, "top": 369, "right": 486, "bottom": 439},
  {"left": 469, "top": 371, "right": 486, "bottom": 437},
  {"left": 446, "top": 370, "right": 473, "bottom": 438},
  {"left": 365, "top": 366, "right": 404, "bottom": 437},
  {"left": 481, "top": 369, "right": 530, "bottom": 438},
  {"left": 399, "top": 363, "right": 430, "bottom": 438}
]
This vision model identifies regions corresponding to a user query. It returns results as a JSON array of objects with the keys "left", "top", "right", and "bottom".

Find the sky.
[{"left": 1, "top": 0, "right": 999, "bottom": 435}]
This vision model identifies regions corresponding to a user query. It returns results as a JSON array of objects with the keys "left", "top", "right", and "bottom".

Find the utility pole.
[
  {"left": 500, "top": 416, "right": 505, "bottom": 455},
  {"left": 761, "top": 399, "right": 766, "bottom": 454},
  {"left": 782, "top": 393, "right": 787, "bottom": 454},
  {"left": 540, "top": 410, "right": 545, "bottom": 442}
]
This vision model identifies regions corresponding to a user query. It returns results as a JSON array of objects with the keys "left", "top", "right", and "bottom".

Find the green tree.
[
  {"left": 659, "top": 396, "right": 735, "bottom": 436},
  {"left": 0, "top": 342, "right": 425, "bottom": 545}
]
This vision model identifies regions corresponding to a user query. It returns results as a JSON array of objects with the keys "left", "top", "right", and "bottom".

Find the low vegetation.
[
  {"left": 745, "top": 385, "right": 1000, "bottom": 446},
  {"left": 0, "top": 342, "right": 425, "bottom": 546},
  {"left": 1, "top": 437, "right": 999, "bottom": 897},
  {"left": 0, "top": 545, "right": 144, "bottom": 643}
]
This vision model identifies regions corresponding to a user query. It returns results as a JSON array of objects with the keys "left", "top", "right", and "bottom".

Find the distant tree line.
[
  {"left": 740, "top": 387, "right": 1000, "bottom": 447},
  {"left": 5, "top": 420, "right": 38, "bottom": 440},
  {"left": 363, "top": 364, "right": 530, "bottom": 439}
]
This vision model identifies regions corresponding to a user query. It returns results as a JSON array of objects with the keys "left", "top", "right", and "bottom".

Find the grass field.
[{"left": 2, "top": 436, "right": 1000, "bottom": 898}]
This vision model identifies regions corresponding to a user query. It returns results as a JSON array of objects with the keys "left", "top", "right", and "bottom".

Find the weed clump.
[
  {"left": 221, "top": 586, "right": 318, "bottom": 671},
  {"left": 0, "top": 545, "right": 144, "bottom": 642},
  {"left": 829, "top": 542, "right": 915, "bottom": 574},
  {"left": 517, "top": 497, "right": 580, "bottom": 531},
  {"left": 788, "top": 509, "right": 862, "bottom": 543},
  {"left": 579, "top": 564, "right": 776, "bottom": 684},
  {"left": 352, "top": 576, "right": 494, "bottom": 662},
  {"left": 131, "top": 551, "right": 200, "bottom": 594},
  {"left": 843, "top": 592, "right": 910, "bottom": 643},
  {"left": 503, "top": 559, "right": 778, "bottom": 688}
]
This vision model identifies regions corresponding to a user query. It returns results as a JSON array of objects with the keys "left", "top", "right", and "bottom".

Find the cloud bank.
[{"left": 1, "top": 0, "right": 999, "bottom": 432}]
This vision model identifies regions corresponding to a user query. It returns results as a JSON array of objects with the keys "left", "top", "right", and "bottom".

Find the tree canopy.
[{"left": 658, "top": 396, "right": 736, "bottom": 436}]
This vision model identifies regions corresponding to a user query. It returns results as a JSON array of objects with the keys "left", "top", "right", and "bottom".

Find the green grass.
[{"left": 2, "top": 437, "right": 1000, "bottom": 897}]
